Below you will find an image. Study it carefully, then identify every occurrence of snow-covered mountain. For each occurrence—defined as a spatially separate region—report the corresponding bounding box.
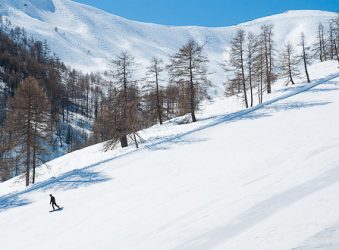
[0,0,336,88]
[0,60,339,250]
[1,2,339,249]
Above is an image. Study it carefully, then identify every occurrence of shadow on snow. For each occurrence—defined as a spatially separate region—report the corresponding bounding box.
[0,168,111,212]
[175,164,339,250]
[1,73,338,212]
[147,100,331,151]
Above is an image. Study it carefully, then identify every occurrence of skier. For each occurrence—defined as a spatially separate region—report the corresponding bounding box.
[50,194,61,210]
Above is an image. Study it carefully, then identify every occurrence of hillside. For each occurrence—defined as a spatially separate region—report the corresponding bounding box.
[0,60,339,249]
[1,1,339,249]
[0,0,336,89]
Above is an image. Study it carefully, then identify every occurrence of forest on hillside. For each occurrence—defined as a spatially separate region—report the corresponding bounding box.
[0,13,338,186]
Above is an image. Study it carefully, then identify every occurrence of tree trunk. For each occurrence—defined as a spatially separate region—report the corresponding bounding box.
[32,138,36,184]
[264,39,271,94]
[155,68,162,125]
[25,134,30,187]
[25,95,31,187]
[319,28,324,62]
[288,61,295,85]
[240,49,248,108]
[334,39,339,65]
[248,62,253,107]
[330,25,334,60]
[302,39,311,83]
[303,56,310,83]
[120,136,128,148]
[133,133,139,149]
[189,57,196,122]
[121,58,129,148]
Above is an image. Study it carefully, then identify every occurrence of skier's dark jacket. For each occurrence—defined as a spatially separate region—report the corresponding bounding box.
[50,196,56,204]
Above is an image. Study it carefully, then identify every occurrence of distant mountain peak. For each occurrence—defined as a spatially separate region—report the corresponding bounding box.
[0,0,55,20]
[0,0,336,87]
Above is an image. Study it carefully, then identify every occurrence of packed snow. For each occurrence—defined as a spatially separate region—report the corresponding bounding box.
[0,60,339,249]
[1,0,339,249]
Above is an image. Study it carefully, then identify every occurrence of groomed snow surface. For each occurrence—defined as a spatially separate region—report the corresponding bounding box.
[0,61,339,250]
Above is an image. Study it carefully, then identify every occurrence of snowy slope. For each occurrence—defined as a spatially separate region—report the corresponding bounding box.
[0,0,336,90]
[0,61,339,250]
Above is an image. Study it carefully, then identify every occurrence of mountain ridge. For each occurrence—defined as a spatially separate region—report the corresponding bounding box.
[0,0,336,88]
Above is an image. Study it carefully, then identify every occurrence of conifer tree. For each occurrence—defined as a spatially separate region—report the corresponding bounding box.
[280,43,300,85]
[260,24,275,94]
[229,29,248,108]
[7,77,51,186]
[104,52,140,149]
[299,33,311,83]
[144,58,165,125]
[168,40,209,122]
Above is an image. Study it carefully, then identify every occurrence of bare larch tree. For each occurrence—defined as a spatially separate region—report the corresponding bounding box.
[229,29,249,108]
[144,57,165,125]
[168,39,209,122]
[280,43,300,85]
[260,24,275,94]
[6,77,51,186]
[105,52,140,149]
[299,33,311,83]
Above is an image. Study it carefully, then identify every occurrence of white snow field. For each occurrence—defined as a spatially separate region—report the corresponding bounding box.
[0,60,339,250]
[0,0,336,91]
[1,0,339,249]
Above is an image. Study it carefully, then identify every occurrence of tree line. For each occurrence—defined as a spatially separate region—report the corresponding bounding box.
[225,15,339,107]
[0,18,106,185]
[93,15,339,150]
[0,14,338,186]
[92,40,211,150]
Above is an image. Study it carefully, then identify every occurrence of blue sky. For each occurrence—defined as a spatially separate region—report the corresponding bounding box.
[74,0,338,27]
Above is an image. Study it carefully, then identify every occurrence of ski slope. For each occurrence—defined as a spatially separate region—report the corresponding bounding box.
[0,61,339,250]
[0,0,336,92]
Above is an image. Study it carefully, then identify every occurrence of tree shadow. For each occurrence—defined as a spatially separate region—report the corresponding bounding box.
[147,100,331,152]
[175,164,339,250]
[0,195,31,211]
[278,85,309,93]
[278,82,339,94]
[148,137,209,151]
[0,168,111,212]
[293,223,339,249]
[215,101,331,125]
[262,101,332,113]
[308,87,339,93]
[41,168,111,191]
